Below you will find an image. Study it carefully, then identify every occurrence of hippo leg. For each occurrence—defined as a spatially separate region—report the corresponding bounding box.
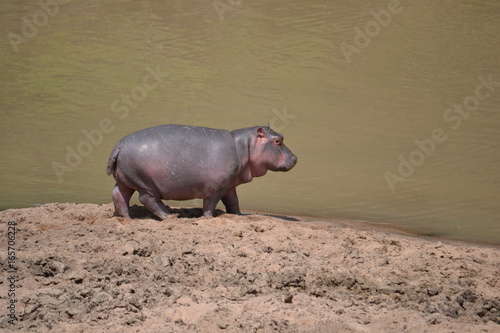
[202,195,219,218]
[203,187,231,218]
[112,183,135,218]
[138,190,170,220]
[221,187,241,215]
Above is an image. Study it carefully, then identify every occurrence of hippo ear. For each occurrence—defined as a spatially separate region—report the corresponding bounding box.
[257,127,267,138]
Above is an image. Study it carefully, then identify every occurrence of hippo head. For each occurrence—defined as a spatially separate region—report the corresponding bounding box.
[250,127,297,176]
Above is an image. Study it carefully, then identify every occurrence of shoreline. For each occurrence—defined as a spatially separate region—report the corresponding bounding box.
[2,201,498,247]
[254,210,500,249]
[0,202,499,332]
[3,203,499,247]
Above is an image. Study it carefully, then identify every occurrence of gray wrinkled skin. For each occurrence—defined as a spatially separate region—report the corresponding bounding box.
[107,124,297,219]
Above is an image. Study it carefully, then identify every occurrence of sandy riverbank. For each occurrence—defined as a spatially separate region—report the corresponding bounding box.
[0,203,498,332]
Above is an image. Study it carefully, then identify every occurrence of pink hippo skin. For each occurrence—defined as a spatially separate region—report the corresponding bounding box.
[106,125,297,219]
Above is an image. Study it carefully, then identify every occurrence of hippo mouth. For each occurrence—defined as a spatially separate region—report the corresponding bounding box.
[273,158,297,172]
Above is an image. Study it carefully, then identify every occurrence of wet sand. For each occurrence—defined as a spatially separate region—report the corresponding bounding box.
[0,203,498,332]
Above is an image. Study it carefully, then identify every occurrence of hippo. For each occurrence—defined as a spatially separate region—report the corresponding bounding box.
[106,124,297,219]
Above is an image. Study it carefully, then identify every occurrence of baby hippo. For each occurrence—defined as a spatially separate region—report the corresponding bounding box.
[107,124,297,218]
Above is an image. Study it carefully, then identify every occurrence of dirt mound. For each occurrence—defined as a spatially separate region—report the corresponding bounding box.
[0,203,498,332]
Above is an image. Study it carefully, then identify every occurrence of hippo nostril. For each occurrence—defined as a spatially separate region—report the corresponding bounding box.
[287,155,297,169]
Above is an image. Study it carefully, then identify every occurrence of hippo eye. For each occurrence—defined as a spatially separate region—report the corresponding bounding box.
[273,138,282,146]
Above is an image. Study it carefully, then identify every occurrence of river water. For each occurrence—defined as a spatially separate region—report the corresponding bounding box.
[1,0,499,243]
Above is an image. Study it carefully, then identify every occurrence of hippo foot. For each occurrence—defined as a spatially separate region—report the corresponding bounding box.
[112,212,131,219]
[203,210,215,218]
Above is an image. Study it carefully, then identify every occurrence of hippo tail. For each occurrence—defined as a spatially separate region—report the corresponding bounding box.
[106,146,120,176]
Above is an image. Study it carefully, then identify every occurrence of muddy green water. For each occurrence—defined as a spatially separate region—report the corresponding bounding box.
[1,0,499,243]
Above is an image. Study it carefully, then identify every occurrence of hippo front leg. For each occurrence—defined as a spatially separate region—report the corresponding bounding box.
[221,187,241,215]
[202,195,220,218]
[202,187,233,217]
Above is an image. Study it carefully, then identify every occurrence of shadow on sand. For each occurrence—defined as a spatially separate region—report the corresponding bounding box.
[126,204,299,222]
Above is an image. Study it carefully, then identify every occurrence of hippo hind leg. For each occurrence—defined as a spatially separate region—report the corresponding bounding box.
[138,190,170,220]
[112,182,135,218]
